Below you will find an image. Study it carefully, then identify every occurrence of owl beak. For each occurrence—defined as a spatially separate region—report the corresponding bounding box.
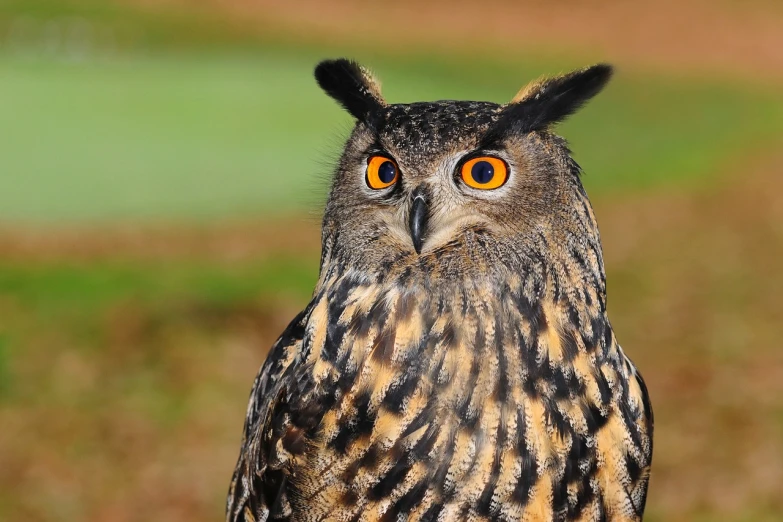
[409,187,429,254]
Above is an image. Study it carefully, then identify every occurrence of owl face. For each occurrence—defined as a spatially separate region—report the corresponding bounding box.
[315,60,612,275]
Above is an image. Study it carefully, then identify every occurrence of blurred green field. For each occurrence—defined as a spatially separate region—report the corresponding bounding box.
[1,51,781,222]
[2,0,782,223]
[2,1,783,522]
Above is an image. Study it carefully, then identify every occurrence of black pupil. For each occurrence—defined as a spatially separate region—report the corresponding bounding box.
[471,161,494,184]
[378,161,396,184]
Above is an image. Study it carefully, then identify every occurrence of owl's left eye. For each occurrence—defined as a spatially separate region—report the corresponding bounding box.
[366,155,399,190]
[460,156,508,190]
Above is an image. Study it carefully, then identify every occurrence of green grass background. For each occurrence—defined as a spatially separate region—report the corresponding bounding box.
[0,2,781,223]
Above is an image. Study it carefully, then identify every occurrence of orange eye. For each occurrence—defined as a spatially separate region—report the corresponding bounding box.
[460,156,508,190]
[366,155,399,190]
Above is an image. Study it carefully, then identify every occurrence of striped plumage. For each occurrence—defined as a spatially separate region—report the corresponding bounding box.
[227,59,653,521]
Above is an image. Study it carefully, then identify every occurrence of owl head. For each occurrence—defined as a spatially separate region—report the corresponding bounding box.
[315,59,612,284]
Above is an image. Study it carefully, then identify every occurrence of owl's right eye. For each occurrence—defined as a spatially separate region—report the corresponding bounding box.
[460,156,508,190]
[366,155,399,190]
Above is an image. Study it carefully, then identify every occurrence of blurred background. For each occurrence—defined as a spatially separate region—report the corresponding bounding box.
[1,1,782,520]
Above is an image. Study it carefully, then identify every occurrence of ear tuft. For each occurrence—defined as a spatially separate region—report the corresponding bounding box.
[489,64,613,139]
[314,58,386,125]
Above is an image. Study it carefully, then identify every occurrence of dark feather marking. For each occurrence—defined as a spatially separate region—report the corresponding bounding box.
[512,409,537,505]
[460,287,470,316]
[371,325,397,364]
[269,475,291,519]
[326,321,348,363]
[635,370,655,429]
[420,502,445,522]
[564,434,589,483]
[584,403,609,434]
[461,403,481,432]
[477,404,507,516]
[524,343,552,400]
[281,426,306,455]
[399,326,433,370]
[561,327,580,362]
[584,315,606,352]
[397,265,413,285]
[456,356,483,429]
[431,428,457,496]
[552,368,573,400]
[431,346,449,388]
[546,398,571,439]
[594,370,612,406]
[414,420,442,457]
[368,458,410,501]
[330,390,375,455]
[619,397,644,451]
[571,246,588,272]
[383,369,420,414]
[336,361,358,394]
[340,488,359,507]
[323,278,355,362]
[568,463,595,518]
[367,298,389,328]
[569,370,585,396]
[493,314,510,403]
[636,466,651,517]
[397,290,417,323]
[509,281,536,321]
[441,320,457,350]
[385,479,429,519]
[534,299,548,336]
[348,306,373,340]
[626,451,643,484]
[522,370,540,399]
[552,471,569,516]
[359,443,381,471]
[342,459,362,484]
[602,324,614,358]
[473,314,487,352]
[567,304,581,329]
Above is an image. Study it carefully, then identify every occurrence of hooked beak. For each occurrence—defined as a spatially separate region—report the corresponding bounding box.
[408,186,430,254]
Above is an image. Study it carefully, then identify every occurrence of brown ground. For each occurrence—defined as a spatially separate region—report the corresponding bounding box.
[145,0,783,84]
[0,217,321,264]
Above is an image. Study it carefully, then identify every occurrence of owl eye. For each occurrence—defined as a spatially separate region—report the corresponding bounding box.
[460,157,508,190]
[366,155,400,190]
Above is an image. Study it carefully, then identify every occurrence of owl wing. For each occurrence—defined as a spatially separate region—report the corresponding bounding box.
[226,304,317,522]
[626,360,654,516]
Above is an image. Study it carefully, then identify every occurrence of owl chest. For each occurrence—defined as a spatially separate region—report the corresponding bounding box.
[292,287,614,519]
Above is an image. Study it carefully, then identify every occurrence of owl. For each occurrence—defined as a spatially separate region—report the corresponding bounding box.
[226,59,653,522]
